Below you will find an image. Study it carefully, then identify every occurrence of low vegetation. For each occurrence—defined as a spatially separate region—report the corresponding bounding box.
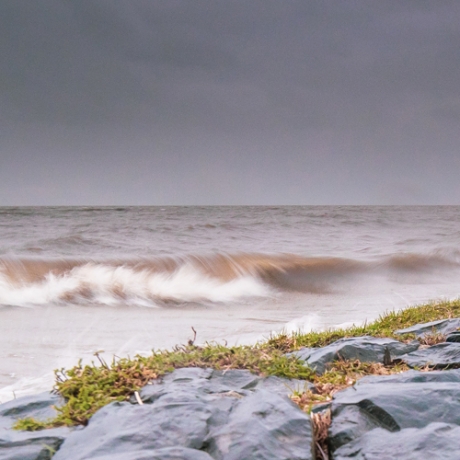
[13,298,460,431]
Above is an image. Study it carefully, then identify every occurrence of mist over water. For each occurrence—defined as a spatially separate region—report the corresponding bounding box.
[1,206,460,401]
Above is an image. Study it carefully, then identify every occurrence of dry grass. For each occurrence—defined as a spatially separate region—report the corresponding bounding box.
[418,331,447,346]
[311,410,331,460]
[291,359,410,413]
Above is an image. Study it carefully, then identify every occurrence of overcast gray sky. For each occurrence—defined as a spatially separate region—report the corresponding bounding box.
[1,0,460,205]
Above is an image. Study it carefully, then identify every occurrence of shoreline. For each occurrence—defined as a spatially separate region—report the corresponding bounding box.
[3,299,460,458]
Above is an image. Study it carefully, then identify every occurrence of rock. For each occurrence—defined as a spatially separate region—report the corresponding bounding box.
[0,392,70,460]
[136,367,312,404]
[288,337,419,374]
[353,367,460,384]
[333,422,460,460]
[206,390,313,460]
[0,428,70,460]
[401,342,460,369]
[394,318,460,337]
[84,447,215,460]
[53,368,314,460]
[0,392,63,429]
[328,368,460,454]
[52,398,219,459]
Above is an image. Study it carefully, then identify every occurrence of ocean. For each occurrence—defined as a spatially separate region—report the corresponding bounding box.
[1,205,460,402]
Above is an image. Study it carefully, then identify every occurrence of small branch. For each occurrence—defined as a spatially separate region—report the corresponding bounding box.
[316,442,328,460]
[134,391,143,405]
[188,327,197,346]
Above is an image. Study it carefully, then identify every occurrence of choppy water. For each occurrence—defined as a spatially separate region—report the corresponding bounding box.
[1,206,460,401]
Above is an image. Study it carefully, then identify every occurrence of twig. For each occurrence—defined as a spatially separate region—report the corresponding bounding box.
[316,442,328,460]
[188,327,197,346]
[134,391,143,405]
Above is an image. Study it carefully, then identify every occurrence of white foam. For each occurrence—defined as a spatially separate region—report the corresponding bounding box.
[282,314,321,335]
[0,263,271,307]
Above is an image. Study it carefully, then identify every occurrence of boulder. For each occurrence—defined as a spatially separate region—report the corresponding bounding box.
[52,397,220,459]
[0,392,70,460]
[353,367,460,384]
[394,318,460,337]
[288,337,419,374]
[401,342,460,369]
[0,428,70,460]
[206,390,313,460]
[0,392,63,429]
[84,447,215,460]
[333,422,460,460]
[53,368,314,460]
[328,369,460,455]
[136,367,312,403]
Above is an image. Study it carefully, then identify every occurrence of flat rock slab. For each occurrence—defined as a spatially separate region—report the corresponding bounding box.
[288,337,419,374]
[52,368,314,460]
[401,342,460,369]
[328,368,460,455]
[395,318,460,337]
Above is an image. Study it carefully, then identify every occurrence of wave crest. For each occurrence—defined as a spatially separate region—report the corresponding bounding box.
[0,251,458,307]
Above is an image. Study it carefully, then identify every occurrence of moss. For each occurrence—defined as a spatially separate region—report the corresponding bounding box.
[51,345,314,427]
[12,417,52,431]
[14,298,460,430]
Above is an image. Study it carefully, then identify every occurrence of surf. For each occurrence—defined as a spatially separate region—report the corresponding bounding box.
[0,251,458,308]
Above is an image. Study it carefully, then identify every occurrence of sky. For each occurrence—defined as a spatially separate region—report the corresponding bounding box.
[1,0,460,205]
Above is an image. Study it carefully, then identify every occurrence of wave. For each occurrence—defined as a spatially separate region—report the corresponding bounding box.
[0,252,458,307]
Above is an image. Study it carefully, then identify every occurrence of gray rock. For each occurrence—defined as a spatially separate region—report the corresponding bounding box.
[54,368,313,460]
[0,427,70,460]
[401,342,460,369]
[289,337,419,374]
[333,422,460,460]
[0,392,70,460]
[328,369,460,453]
[355,367,460,384]
[0,392,63,428]
[395,318,460,337]
[137,367,308,403]
[53,398,217,459]
[206,390,313,460]
[84,447,214,460]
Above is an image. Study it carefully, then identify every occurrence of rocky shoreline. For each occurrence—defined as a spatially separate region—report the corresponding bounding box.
[2,317,460,459]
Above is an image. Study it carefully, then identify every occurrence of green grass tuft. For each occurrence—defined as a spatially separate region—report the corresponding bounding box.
[12,417,52,431]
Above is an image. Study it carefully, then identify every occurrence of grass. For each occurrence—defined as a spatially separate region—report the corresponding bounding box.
[13,298,460,431]
[266,297,460,351]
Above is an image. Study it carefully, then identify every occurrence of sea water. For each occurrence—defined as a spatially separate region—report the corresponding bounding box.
[1,206,460,401]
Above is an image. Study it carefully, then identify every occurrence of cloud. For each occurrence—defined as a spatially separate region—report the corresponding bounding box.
[1,1,460,204]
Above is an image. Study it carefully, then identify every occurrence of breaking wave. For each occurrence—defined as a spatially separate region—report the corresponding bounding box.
[0,252,458,308]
